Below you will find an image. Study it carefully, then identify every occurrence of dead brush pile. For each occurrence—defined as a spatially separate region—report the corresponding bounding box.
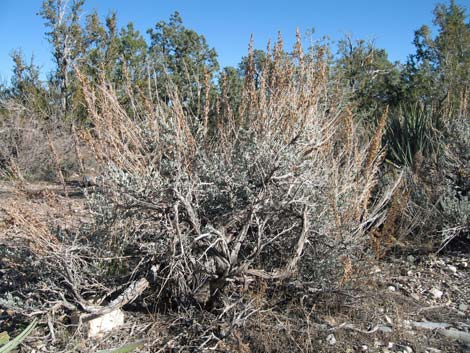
[0,98,92,182]
[1,36,400,351]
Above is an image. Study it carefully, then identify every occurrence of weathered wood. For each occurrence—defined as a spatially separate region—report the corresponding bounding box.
[81,278,149,322]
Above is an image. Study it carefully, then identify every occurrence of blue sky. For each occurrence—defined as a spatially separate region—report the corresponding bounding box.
[1,0,469,83]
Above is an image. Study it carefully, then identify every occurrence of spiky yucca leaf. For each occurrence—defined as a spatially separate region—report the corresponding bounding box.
[0,318,37,353]
[0,333,9,346]
[386,103,438,167]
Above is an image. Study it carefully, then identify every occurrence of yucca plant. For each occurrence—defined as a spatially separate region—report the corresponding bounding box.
[385,103,439,167]
[0,318,37,353]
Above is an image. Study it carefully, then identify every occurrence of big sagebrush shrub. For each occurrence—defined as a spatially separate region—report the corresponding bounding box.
[77,37,399,310]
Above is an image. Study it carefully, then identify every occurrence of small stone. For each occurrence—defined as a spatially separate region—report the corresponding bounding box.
[407,255,415,263]
[87,309,125,338]
[448,265,457,273]
[370,266,381,274]
[412,321,451,330]
[404,346,413,353]
[374,340,384,348]
[326,333,336,345]
[429,288,443,299]
[388,342,395,349]
[459,303,469,312]
[378,325,393,333]
[402,320,412,330]
[388,285,396,292]
[361,345,368,351]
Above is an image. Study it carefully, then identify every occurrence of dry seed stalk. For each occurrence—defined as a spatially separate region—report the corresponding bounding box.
[364,106,388,177]
[339,255,353,286]
[369,181,409,258]
[71,123,85,174]
[360,106,389,218]
[47,132,65,186]
[202,68,211,137]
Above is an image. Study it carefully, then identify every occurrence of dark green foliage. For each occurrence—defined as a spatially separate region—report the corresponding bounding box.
[218,66,243,114]
[39,0,86,117]
[6,51,50,115]
[385,104,439,167]
[147,12,219,115]
[335,36,403,117]
[117,22,147,83]
[239,48,269,86]
[404,0,470,115]
[10,51,41,97]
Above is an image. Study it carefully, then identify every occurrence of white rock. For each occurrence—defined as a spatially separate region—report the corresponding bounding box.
[402,320,413,330]
[87,309,125,338]
[459,303,469,312]
[426,348,442,353]
[326,334,336,345]
[438,328,470,343]
[378,325,393,333]
[361,345,368,351]
[411,321,451,330]
[448,265,457,273]
[429,288,443,299]
[388,286,396,292]
[404,346,413,353]
[387,342,395,349]
[370,266,381,274]
[374,340,384,348]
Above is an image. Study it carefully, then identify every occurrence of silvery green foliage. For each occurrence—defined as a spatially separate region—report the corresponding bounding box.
[441,182,469,226]
[406,110,469,247]
[439,113,470,242]
[0,293,25,312]
[84,111,375,309]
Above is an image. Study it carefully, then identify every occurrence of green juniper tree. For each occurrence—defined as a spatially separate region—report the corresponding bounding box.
[10,51,42,99]
[39,0,87,118]
[405,0,470,116]
[83,12,122,83]
[8,50,49,115]
[147,12,219,116]
[335,35,402,119]
[117,22,147,85]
